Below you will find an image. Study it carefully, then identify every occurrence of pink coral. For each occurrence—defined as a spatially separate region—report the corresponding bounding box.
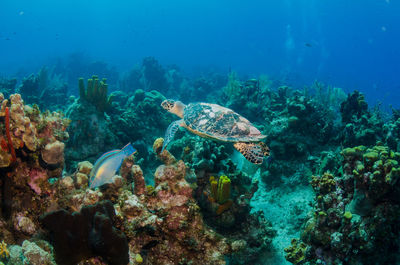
[14,213,36,235]
[28,167,48,194]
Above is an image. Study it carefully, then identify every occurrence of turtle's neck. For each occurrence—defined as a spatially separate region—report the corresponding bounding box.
[172,101,186,118]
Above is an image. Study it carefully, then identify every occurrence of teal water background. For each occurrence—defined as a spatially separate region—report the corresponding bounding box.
[0,0,399,106]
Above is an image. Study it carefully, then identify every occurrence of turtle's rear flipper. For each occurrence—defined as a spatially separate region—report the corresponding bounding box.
[162,119,183,152]
[234,142,270,164]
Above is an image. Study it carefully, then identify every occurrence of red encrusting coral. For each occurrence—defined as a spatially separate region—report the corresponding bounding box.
[5,107,16,163]
[0,137,8,151]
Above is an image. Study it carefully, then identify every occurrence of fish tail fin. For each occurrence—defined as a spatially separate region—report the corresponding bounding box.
[122,143,137,156]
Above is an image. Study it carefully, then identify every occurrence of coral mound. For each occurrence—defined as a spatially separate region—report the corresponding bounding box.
[40,200,129,265]
[121,145,230,264]
[285,144,400,265]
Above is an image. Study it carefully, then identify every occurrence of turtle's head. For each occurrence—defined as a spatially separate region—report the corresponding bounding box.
[161,99,185,118]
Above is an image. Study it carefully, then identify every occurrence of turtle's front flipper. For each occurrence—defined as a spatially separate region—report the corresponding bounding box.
[162,119,183,152]
[234,142,270,164]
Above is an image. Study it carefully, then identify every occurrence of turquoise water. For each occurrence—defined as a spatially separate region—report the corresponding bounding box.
[1,0,399,106]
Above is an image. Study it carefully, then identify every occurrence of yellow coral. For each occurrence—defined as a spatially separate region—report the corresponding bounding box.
[209,175,231,204]
[0,240,9,259]
[209,176,218,202]
[284,239,307,264]
[135,253,143,263]
[217,175,231,204]
[341,146,365,159]
[153,138,164,154]
[146,185,156,196]
[216,200,233,215]
[152,138,176,165]
[310,172,336,194]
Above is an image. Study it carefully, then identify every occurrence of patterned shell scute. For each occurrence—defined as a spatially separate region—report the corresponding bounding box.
[183,103,265,142]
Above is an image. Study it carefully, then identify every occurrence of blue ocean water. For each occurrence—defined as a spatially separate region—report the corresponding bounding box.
[1,0,399,107]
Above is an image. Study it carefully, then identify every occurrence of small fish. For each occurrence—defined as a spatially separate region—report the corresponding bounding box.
[89,143,136,188]
[305,42,312,47]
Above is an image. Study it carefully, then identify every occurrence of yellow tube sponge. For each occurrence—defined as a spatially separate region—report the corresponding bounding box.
[209,176,218,202]
[217,175,231,204]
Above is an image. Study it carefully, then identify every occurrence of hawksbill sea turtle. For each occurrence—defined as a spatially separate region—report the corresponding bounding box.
[161,99,270,164]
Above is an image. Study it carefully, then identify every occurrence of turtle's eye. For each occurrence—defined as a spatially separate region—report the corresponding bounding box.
[161,100,175,110]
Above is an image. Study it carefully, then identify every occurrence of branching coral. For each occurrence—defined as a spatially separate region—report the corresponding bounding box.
[0,240,10,259]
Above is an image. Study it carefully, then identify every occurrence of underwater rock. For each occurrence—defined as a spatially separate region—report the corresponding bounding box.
[8,245,24,265]
[72,161,93,189]
[69,189,103,212]
[340,90,368,124]
[65,93,121,170]
[109,90,170,149]
[77,160,93,175]
[40,200,129,265]
[13,214,37,236]
[21,240,56,265]
[41,140,65,166]
[339,91,384,147]
[59,176,75,191]
[131,165,145,196]
[153,137,176,165]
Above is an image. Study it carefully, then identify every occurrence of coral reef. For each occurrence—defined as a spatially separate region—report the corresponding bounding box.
[110,89,170,146]
[17,67,68,111]
[191,156,276,264]
[0,77,17,99]
[65,77,121,170]
[106,89,171,172]
[6,240,55,265]
[3,58,400,265]
[285,144,400,265]
[0,93,70,263]
[119,145,231,264]
[168,135,231,175]
[0,93,69,172]
[339,91,384,147]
